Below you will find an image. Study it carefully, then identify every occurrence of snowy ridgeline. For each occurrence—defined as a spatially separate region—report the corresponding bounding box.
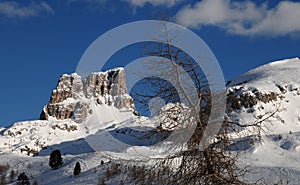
[1,58,300,184]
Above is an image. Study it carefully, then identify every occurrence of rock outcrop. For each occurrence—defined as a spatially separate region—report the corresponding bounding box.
[227,86,281,111]
[40,68,135,123]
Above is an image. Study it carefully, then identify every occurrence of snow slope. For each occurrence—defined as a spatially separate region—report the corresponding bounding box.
[227,58,300,183]
[0,104,138,155]
[229,57,300,93]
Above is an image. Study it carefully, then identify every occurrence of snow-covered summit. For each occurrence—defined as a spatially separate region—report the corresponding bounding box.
[228,57,300,93]
[226,57,300,180]
[227,57,300,130]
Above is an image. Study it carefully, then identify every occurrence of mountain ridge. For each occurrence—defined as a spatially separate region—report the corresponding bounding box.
[0,57,300,184]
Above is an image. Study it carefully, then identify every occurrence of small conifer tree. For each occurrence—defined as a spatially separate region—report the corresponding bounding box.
[16,172,30,185]
[73,162,81,176]
[49,150,63,169]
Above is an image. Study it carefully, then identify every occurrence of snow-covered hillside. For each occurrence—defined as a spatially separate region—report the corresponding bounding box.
[227,57,300,183]
[0,67,190,184]
[1,58,300,184]
[228,57,300,133]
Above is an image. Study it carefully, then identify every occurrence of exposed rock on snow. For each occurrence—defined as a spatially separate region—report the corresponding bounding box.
[227,58,300,111]
[226,57,300,139]
[40,68,135,123]
[227,86,281,110]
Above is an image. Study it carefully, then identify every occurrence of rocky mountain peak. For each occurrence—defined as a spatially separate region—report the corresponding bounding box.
[40,68,135,123]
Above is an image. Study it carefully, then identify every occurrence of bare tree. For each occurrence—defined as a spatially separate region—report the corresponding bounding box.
[124,17,282,185]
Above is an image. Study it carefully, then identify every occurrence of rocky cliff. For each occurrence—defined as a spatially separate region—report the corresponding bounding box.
[40,68,135,123]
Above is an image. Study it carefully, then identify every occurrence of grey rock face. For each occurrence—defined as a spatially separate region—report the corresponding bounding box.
[40,68,135,123]
[227,86,281,111]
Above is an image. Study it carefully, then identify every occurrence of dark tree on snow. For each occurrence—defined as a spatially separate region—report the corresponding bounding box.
[73,162,81,176]
[9,169,15,183]
[17,172,30,185]
[49,150,63,169]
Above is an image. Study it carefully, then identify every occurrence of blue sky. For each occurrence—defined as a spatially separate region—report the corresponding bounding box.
[0,0,299,126]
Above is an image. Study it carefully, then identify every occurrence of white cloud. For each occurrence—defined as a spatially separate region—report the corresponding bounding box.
[125,0,182,7]
[175,0,300,36]
[0,1,54,19]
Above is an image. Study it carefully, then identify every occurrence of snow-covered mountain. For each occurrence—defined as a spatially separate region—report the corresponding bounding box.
[226,57,300,183]
[0,68,139,157]
[1,58,300,184]
[227,57,300,132]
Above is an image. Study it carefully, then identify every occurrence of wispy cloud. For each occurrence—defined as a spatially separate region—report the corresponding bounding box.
[67,0,107,4]
[125,0,182,7]
[68,0,182,8]
[0,1,54,19]
[175,0,300,36]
